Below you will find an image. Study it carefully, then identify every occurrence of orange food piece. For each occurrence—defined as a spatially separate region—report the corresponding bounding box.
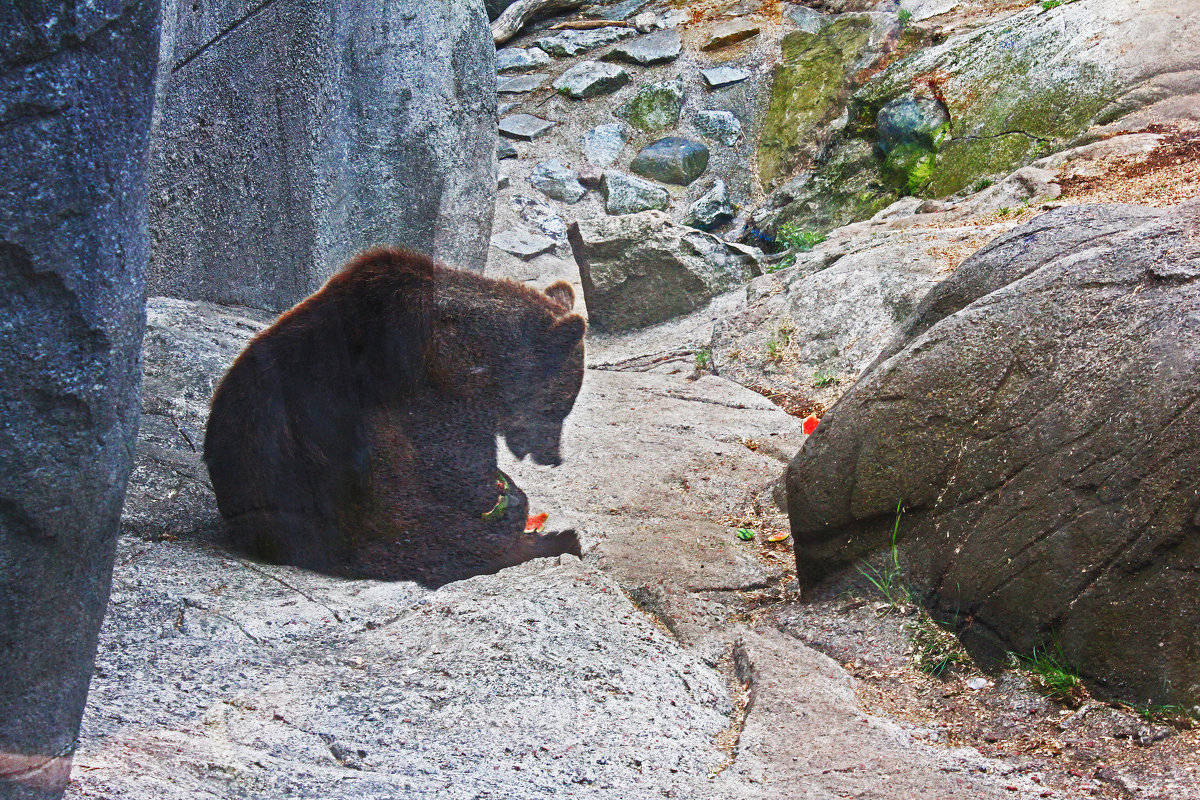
[525,512,549,533]
[802,414,820,435]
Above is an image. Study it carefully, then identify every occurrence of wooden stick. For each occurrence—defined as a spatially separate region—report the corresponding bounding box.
[492,0,588,45]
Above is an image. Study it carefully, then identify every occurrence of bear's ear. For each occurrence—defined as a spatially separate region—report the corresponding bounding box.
[544,281,575,312]
[542,313,586,365]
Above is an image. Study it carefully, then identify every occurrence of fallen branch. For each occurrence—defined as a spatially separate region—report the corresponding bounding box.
[492,0,587,45]
[549,20,632,30]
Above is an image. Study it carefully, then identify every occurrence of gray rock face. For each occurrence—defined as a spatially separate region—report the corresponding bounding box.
[600,170,671,215]
[684,179,735,230]
[497,73,549,93]
[695,110,744,146]
[500,113,556,140]
[786,201,1200,707]
[569,212,763,330]
[602,29,683,65]
[581,123,628,167]
[553,60,630,99]
[701,19,761,50]
[495,46,551,73]
[630,137,710,185]
[490,228,558,259]
[617,79,685,132]
[529,160,587,203]
[149,0,497,312]
[0,3,160,798]
[535,26,637,57]
[701,66,750,88]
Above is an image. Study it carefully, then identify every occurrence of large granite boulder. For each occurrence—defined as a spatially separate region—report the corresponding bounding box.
[0,3,160,798]
[148,0,497,312]
[786,201,1200,706]
[569,212,763,331]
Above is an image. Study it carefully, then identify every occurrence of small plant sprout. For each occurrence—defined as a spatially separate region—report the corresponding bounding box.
[1016,641,1085,705]
[970,177,994,193]
[812,369,837,389]
[695,346,712,372]
[857,501,912,612]
[898,7,913,26]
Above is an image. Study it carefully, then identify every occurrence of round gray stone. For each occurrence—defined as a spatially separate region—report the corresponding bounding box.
[629,137,710,186]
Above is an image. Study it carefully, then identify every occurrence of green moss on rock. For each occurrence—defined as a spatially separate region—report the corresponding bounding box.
[757,16,875,190]
[618,80,684,133]
[773,139,900,234]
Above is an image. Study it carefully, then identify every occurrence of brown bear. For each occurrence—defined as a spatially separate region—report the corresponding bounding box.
[202,247,586,586]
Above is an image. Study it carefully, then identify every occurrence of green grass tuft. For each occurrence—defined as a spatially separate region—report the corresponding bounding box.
[857,501,912,612]
[1015,642,1085,704]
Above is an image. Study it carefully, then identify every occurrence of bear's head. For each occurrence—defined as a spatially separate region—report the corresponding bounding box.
[426,275,586,467]
[501,281,586,466]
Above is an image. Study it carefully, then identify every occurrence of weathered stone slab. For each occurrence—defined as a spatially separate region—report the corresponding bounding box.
[600,170,670,215]
[581,123,628,167]
[497,73,549,93]
[602,29,683,65]
[491,228,557,259]
[553,60,630,99]
[495,46,551,73]
[529,160,587,203]
[701,66,750,88]
[500,113,556,140]
[569,212,763,330]
[787,202,1200,707]
[701,20,761,50]
[535,26,637,57]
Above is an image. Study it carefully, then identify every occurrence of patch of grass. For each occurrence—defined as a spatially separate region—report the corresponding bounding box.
[764,323,794,365]
[970,177,994,193]
[897,7,913,26]
[1016,642,1086,705]
[909,613,970,676]
[1132,703,1198,728]
[765,336,782,364]
[812,369,837,389]
[777,222,828,253]
[857,501,912,613]
[695,347,712,372]
[997,206,1014,216]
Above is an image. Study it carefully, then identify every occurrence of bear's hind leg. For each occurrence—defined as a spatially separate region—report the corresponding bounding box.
[224,510,346,573]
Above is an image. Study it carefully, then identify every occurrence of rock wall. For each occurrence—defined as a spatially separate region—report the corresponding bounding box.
[786,201,1200,707]
[0,3,161,798]
[149,0,497,312]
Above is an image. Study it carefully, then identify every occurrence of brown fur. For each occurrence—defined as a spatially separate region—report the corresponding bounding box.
[203,247,586,586]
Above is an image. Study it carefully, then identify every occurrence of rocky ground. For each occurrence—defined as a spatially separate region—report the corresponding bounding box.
[66,0,1200,797]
